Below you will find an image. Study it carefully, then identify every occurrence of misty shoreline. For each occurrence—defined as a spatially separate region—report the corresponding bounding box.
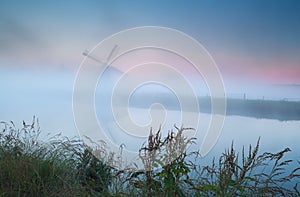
[129,95,300,121]
[201,97,300,121]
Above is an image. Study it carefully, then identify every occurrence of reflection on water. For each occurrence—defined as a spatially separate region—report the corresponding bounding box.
[97,107,300,162]
[203,115,300,161]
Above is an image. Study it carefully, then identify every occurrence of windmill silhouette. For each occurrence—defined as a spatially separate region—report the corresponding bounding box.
[82,44,123,80]
[82,45,119,65]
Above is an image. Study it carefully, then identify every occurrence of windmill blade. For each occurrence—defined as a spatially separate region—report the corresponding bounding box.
[82,50,89,57]
[82,50,106,65]
[106,44,119,62]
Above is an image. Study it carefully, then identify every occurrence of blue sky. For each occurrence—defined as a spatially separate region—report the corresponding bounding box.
[1,0,300,83]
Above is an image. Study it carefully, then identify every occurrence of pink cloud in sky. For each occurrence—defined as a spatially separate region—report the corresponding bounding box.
[214,51,300,84]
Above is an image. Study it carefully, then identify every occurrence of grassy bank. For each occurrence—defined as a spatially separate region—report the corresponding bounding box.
[0,119,299,196]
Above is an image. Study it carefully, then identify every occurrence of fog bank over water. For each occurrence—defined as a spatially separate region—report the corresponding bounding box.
[0,69,75,137]
[1,68,300,125]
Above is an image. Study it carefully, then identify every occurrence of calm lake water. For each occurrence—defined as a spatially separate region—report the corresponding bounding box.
[97,107,300,161]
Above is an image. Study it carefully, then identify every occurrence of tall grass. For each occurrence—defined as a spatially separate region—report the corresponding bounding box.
[192,140,300,196]
[0,117,113,196]
[0,118,299,196]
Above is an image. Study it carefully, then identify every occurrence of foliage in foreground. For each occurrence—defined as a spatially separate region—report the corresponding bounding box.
[0,118,112,196]
[0,118,299,196]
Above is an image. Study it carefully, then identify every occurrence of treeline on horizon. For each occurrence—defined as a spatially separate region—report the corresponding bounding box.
[200,97,300,121]
[0,118,299,196]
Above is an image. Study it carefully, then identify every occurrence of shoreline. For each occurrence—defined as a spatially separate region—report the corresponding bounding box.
[129,94,300,121]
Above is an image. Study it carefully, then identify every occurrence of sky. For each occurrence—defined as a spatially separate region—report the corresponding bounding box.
[1,0,300,84]
[1,0,300,130]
